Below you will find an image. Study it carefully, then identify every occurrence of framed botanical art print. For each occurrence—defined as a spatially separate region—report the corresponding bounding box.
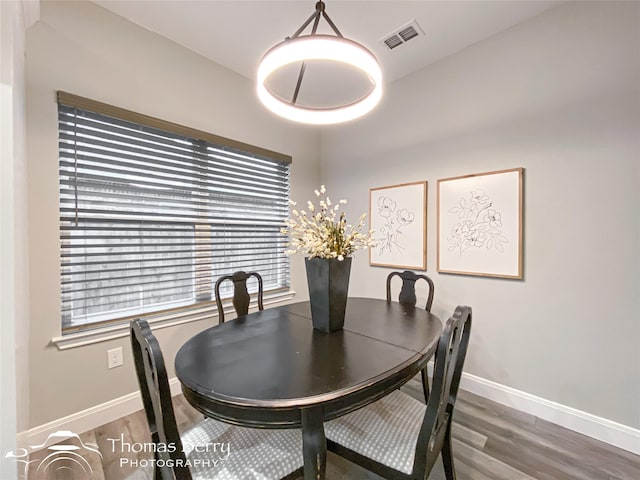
[369,181,427,270]
[437,168,523,279]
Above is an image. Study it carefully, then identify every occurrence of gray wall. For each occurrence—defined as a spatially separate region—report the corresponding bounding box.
[25,0,320,428]
[321,1,640,428]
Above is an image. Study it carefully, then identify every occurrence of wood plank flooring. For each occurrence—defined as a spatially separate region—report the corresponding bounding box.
[25,381,639,479]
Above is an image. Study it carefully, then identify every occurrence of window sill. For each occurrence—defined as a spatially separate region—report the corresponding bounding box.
[50,289,297,350]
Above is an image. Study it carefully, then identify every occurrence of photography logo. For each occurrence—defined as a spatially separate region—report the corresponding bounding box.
[3,430,102,480]
[5,430,231,478]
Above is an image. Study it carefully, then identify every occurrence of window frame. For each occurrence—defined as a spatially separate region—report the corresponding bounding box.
[56,92,292,337]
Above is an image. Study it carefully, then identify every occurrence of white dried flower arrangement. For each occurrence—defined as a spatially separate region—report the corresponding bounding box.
[281,185,376,260]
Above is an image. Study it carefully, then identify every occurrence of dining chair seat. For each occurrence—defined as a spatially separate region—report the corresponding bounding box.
[325,389,425,475]
[325,306,472,480]
[181,418,303,480]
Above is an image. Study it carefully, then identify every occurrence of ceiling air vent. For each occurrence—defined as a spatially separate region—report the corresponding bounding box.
[380,20,424,51]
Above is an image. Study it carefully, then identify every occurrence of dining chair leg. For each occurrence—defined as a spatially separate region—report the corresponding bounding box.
[154,450,166,480]
[421,368,430,403]
[441,419,456,480]
[302,407,326,480]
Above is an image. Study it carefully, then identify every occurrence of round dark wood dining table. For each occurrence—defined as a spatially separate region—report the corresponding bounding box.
[175,297,442,480]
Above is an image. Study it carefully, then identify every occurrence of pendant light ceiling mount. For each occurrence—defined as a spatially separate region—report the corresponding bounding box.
[257,1,383,125]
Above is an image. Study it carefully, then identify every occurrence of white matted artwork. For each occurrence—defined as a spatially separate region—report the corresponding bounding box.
[369,181,427,270]
[438,168,523,279]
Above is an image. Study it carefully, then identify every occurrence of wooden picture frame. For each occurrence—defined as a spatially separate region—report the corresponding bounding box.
[369,181,427,270]
[437,168,523,279]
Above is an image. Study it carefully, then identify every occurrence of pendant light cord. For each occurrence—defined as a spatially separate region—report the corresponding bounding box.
[291,1,344,105]
[291,2,344,39]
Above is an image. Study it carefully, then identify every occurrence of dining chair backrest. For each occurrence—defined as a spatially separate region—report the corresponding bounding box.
[214,271,264,323]
[387,270,436,403]
[386,270,435,312]
[412,305,472,476]
[130,318,192,480]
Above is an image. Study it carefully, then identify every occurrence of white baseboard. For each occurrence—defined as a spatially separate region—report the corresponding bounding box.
[16,379,182,450]
[454,368,640,455]
[19,371,640,456]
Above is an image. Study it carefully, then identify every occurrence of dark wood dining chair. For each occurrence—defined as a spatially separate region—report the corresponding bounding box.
[130,318,303,480]
[214,270,264,324]
[386,270,435,312]
[387,270,435,402]
[325,305,471,480]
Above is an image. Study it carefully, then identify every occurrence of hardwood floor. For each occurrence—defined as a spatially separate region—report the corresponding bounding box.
[26,381,639,480]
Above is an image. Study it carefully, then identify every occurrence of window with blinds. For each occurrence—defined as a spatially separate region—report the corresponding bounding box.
[58,92,291,333]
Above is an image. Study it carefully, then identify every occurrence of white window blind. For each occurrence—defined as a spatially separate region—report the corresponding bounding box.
[58,93,290,333]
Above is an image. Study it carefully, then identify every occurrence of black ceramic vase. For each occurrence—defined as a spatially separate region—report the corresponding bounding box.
[305,256,352,333]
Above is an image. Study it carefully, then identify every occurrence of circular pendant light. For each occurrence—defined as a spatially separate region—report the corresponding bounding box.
[257,1,383,125]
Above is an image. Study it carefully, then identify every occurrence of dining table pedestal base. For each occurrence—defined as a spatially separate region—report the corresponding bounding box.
[302,407,326,480]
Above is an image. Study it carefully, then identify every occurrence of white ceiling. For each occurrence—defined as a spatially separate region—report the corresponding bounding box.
[94,0,560,108]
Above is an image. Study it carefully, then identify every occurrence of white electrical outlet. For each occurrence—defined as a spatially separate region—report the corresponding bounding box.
[107,347,123,369]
